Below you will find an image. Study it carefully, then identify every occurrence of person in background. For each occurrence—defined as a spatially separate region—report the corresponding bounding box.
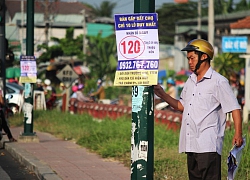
[166,78,176,99]
[70,85,78,99]
[76,84,93,102]
[0,87,17,142]
[90,79,105,101]
[237,68,245,110]
[154,39,243,180]
[54,83,67,98]
[35,78,44,91]
[43,79,57,109]
[43,79,56,99]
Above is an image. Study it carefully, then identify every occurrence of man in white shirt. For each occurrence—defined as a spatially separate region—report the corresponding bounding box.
[154,39,243,180]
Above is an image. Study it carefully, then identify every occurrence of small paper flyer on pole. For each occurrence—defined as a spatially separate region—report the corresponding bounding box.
[113,13,159,86]
[19,55,37,83]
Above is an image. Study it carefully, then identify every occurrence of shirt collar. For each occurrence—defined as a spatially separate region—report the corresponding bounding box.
[190,67,213,82]
[204,67,213,79]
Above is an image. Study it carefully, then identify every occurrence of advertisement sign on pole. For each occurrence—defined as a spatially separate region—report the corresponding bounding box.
[113,13,159,86]
[19,55,37,83]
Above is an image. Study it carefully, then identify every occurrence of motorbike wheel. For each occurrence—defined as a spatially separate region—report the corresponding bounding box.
[9,105,19,114]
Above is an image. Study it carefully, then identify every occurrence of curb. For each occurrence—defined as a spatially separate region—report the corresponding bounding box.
[0,138,62,180]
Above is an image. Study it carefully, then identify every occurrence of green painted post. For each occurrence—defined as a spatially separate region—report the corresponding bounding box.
[22,0,35,136]
[131,0,155,179]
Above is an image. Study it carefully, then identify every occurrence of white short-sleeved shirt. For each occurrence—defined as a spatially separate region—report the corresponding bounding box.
[179,67,240,155]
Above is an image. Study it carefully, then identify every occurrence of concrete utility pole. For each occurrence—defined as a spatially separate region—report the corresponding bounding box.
[239,55,250,123]
[208,0,214,47]
[197,0,201,39]
[81,9,87,56]
[44,0,50,46]
[131,1,155,179]
[21,0,25,54]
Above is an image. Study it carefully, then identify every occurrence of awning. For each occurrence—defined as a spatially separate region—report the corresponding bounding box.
[73,66,90,75]
[6,67,20,79]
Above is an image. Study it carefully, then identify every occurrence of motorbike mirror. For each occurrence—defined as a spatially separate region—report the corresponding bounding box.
[7,94,13,100]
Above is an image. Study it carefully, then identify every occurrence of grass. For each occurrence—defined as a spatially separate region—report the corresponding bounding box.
[9,110,249,180]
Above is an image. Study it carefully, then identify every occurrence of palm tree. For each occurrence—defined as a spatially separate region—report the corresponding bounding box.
[235,0,250,11]
[213,53,245,79]
[85,33,117,80]
[92,1,117,17]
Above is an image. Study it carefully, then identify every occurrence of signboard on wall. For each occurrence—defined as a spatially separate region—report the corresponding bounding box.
[222,36,248,53]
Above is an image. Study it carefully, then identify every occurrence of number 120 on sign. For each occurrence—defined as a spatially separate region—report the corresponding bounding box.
[119,36,145,59]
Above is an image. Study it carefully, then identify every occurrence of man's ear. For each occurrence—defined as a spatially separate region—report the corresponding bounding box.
[201,53,208,60]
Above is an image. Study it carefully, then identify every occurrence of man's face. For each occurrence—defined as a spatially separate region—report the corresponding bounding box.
[186,51,198,72]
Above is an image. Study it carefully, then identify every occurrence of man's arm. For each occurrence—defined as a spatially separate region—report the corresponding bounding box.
[232,109,243,147]
[90,86,104,97]
[154,84,184,111]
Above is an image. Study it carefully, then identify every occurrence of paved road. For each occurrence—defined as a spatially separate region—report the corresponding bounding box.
[0,147,39,180]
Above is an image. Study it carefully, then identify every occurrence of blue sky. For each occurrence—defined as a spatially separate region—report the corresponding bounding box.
[78,0,177,14]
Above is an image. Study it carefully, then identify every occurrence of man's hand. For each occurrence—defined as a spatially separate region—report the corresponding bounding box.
[154,84,165,99]
[233,133,243,147]
[232,109,243,147]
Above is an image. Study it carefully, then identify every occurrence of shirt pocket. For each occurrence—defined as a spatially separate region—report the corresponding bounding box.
[196,92,217,111]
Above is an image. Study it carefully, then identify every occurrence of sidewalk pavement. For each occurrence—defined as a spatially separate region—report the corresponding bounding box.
[0,127,130,180]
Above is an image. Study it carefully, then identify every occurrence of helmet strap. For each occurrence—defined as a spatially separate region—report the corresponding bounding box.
[194,52,208,75]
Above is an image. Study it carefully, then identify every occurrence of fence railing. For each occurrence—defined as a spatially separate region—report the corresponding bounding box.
[69,98,182,131]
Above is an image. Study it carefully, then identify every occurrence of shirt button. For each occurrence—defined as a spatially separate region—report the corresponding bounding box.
[193,94,194,96]
[188,113,189,115]
[187,123,189,125]
[187,133,189,135]
[190,104,191,105]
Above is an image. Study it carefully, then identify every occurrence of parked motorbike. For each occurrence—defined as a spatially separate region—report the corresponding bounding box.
[46,95,58,110]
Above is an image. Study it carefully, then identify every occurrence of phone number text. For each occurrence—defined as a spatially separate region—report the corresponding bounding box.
[117,60,159,70]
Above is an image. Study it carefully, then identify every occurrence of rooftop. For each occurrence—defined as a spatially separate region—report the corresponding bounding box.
[230,16,250,29]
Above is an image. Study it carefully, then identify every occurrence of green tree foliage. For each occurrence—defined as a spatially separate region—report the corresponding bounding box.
[92,1,116,17]
[213,53,245,79]
[235,0,250,11]
[37,27,117,82]
[157,0,250,44]
[59,28,83,57]
[156,2,198,44]
[214,0,234,15]
[37,44,63,63]
[85,33,117,80]
[37,27,83,63]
